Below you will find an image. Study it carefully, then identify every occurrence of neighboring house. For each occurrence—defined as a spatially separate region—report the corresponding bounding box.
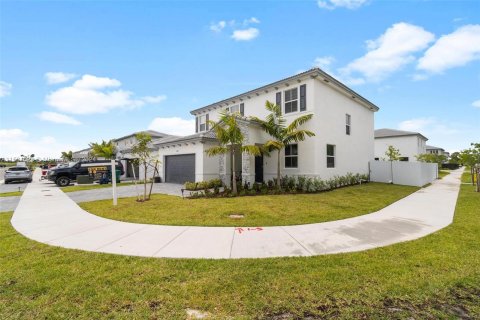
[374,129,428,162]
[426,145,449,158]
[72,130,172,180]
[155,68,379,185]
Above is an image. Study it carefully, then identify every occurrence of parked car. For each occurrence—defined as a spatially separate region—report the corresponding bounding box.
[48,160,124,187]
[4,166,33,184]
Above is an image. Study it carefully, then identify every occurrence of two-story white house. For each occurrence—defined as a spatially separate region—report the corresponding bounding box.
[374,129,428,162]
[154,68,379,185]
[426,145,449,158]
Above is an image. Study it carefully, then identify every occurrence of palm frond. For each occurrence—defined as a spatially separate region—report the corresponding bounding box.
[286,114,314,133]
[241,145,262,156]
[283,130,316,144]
[205,146,229,157]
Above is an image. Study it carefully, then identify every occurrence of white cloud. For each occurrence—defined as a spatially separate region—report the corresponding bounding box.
[0,81,12,97]
[472,100,480,108]
[38,111,82,125]
[148,117,195,136]
[45,74,166,115]
[243,17,260,25]
[72,74,121,89]
[417,24,480,74]
[339,22,435,84]
[141,95,167,104]
[231,28,259,41]
[0,129,78,158]
[210,21,226,33]
[44,72,77,84]
[398,117,435,132]
[313,56,336,70]
[318,0,368,10]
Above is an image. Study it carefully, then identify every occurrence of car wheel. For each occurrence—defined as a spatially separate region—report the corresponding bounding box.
[56,177,70,187]
[4,181,9,184]
[28,179,33,183]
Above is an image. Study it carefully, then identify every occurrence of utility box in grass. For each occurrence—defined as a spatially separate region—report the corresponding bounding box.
[77,175,94,184]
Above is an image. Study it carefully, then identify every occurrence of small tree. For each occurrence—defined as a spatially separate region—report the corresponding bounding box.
[385,145,401,161]
[89,140,117,159]
[131,132,160,201]
[449,152,460,164]
[459,143,480,184]
[250,101,315,188]
[61,151,74,162]
[416,153,447,174]
[206,111,262,195]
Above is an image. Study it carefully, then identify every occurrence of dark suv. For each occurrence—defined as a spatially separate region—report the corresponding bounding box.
[48,160,124,187]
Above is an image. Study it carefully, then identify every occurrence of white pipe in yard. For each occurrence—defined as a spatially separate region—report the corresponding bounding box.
[111,159,117,206]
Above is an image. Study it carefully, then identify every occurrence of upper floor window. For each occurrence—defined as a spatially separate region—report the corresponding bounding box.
[327,144,335,168]
[198,115,207,131]
[346,114,351,135]
[285,144,298,168]
[284,88,298,114]
[225,103,244,116]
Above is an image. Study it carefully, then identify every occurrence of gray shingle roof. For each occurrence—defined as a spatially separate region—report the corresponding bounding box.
[426,145,445,151]
[374,128,428,141]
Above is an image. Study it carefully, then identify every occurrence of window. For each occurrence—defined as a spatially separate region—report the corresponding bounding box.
[326,144,335,168]
[199,115,206,132]
[374,157,379,161]
[284,88,298,114]
[346,114,351,135]
[285,144,298,168]
[228,105,240,113]
[399,157,409,161]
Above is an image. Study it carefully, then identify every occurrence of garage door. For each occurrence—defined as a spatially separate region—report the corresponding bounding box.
[165,154,195,184]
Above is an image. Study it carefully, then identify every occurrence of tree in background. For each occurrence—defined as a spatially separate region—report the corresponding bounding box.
[61,151,74,162]
[416,153,447,173]
[449,152,460,164]
[459,143,480,184]
[89,140,117,159]
[131,132,159,201]
[384,145,401,161]
[250,101,315,188]
[206,111,262,195]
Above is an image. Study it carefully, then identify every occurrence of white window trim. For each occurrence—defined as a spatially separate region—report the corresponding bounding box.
[198,115,207,132]
[284,143,299,169]
[326,144,335,168]
[284,87,299,115]
[346,114,351,135]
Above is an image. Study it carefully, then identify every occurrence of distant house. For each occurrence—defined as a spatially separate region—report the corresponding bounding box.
[374,129,428,162]
[426,145,449,158]
[72,130,172,179]
[154,68,379,184]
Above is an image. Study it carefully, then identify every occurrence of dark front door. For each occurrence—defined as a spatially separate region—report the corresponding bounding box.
[165,154,195,184]
[255,155,263,183]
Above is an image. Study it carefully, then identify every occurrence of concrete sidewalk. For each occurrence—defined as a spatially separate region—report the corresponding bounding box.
[11,169,462,259]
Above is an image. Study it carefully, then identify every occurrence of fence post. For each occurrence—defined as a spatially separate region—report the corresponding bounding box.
[111,160,117,206]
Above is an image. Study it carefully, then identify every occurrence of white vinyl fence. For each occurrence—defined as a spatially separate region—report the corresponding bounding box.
[369,160,438,187]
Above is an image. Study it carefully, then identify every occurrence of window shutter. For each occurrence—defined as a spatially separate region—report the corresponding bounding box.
[276,92,281,107]
[206,114,209,131]
[195,116,199,133]
[300,84,306,111]
[240,103,244,116]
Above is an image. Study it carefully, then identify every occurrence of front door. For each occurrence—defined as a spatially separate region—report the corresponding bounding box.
[255,155,263,183]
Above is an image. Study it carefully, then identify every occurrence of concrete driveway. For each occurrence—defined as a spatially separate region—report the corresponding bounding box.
[1,181,183,212]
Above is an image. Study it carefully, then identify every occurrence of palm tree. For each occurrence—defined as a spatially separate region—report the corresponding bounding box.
[206,111,262,195]
[89,140,117,159]
[61,151,74,162]
[250,101,315,188]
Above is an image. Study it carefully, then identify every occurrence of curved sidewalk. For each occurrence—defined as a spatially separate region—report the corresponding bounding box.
[11,169,462,259]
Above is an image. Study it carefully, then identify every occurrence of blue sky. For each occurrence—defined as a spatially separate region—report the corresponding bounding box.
[0,0,479,158]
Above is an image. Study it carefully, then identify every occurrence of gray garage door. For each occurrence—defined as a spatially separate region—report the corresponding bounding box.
[165,154,195,184]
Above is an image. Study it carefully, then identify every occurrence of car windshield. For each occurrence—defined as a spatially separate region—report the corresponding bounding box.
[8,167,29,171]
[68,162,78,167]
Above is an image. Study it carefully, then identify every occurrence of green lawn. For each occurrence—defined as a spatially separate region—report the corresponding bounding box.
[438,170,450,179]
[1,172,479,319]
[0,191,23,197]
[80,182,418,227]
[61,181,137,193]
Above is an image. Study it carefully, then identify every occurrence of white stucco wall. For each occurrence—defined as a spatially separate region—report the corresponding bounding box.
[193,77,375,182]
[374,135,427,162]
[370,160,437,187]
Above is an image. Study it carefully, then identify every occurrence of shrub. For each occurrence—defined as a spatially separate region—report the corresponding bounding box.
[184,181,196,190]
